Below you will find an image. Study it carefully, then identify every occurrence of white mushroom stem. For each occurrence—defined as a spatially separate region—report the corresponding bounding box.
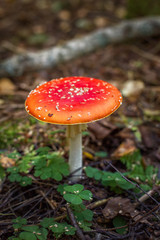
[66,124,87,181]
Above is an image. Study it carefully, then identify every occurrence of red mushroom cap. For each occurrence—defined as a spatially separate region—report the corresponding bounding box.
[25,76,122,124]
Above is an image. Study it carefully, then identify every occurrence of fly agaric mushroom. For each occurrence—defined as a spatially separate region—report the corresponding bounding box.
[25,76,122,181]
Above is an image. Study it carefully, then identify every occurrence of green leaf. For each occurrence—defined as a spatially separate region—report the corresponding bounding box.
[71,204,93,231]
[64,193,82,205]
[145,165,158,182]
[64,184,84,193]
[0,165,5,179]
[95,151,108,158]
[101,172,117,187]
[35,228,48,240]
[20,226,48,240]
[19,155,32,173]
[8,151,21,160]
[40,218,76,236]
[94,171,103,180]
[64,225,76,235]
[77,219,92,231]
[129,165,145,181]
[115,177,135,190]
[40,218,55,228]
[51,171,62,181]
[120,150,142,170]
[50,222,64,233]
[8,173,22,182]
[40,168,52,180]
[36,147,51,155]
[85,166,103,180]
[12,217,27,229]
[57,184,68,195]
[79,190,92,200]
[20,176,32,186]
[81,209,93,221]
[21,226,39,232]
[113,216,127,234]
[19,232,36,240]
[85,166,100,179]
[33,153,69,181]
[7,167,19,173]
[134,183,151,193]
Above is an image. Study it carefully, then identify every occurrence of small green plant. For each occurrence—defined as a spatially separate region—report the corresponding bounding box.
[85,166,134,193]
[58,184,92,204]
[9,184,93,239]
[0,122,21,149]
[33,151,69,181]
[41,218,76,238]
[7,167,32,186]
[10,217,48,240]
[102,171,134,192]
[6,147,70,186]
[120,150,158,188]
[58,184,93,231]
[12,217,27,230]
[120,150,142,169]
[85,150,158,193]
[71,204,93,231]
[10,217,76,239]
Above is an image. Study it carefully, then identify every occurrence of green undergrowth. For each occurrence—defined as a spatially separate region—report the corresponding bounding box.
[5,146,69,186]
[85,150,158,193]
[8,184,93,239]
[0,118,64,150]
[0,118,36,149]
[0,121,25,149]
[0,148,159,239]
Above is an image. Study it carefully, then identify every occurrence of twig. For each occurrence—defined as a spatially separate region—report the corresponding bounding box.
[87,198,110,209]
[132,204,160,226]
[137,189,156,204]
[38,190,56,210]
[1,17,160,77]
[66,204,86,240]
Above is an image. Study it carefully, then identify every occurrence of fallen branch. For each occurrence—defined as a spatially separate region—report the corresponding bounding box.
[1,17,160,77]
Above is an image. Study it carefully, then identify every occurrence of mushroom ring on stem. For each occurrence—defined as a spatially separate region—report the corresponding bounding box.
[25,76,122,181]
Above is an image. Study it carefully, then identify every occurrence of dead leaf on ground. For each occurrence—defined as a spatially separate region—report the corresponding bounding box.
[0,78,16,94]
[102,197,149,224]
[116,128,135,140]
[88,119,117,140]
[139,125,160,149]
[111,139,137,159]
[102,197,135,219]
[0,155,15,168]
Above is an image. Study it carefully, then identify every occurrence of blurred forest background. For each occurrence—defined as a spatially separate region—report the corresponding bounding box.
[0,0,160,240]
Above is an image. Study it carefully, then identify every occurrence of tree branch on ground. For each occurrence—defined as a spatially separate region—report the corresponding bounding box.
[1,17,160,77]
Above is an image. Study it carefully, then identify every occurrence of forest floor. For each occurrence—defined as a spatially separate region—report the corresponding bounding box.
[0,0,160,239]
